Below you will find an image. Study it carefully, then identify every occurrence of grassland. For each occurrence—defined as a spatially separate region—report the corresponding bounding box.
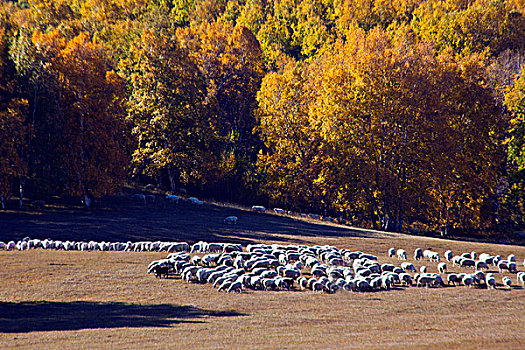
[0,199,524,349]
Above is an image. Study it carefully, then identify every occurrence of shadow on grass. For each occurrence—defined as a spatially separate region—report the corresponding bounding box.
[0,301,246,333]
[0,202,384,245]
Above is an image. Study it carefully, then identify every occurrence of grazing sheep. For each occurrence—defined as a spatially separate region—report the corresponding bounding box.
[227,281,244,293]
[498,260,510,273]
[356,280,371,292]
[508,254,516,262]
[381,264,395,272]
[447,273,460,286]
[218,280,233,292]
[508,262,518,273]
[252,205,266,212]
[414,248,423,260]
[188,197,204,205]
[399,273,412,286]
[6,241,15,251]
[502,276,512,289]
[262,278,277,291]
[460,259,476,269]
[166,195,179,203]
[438,262,447,274]
[298,276,308,290]
[224,216,238,225]
[478,253,492,263]
[462,275,475,288]
[273,208,285,214]
[517,272,525,286]
[388,248,396,258]
[401,262,417,273]
[486,274,497,289]
[452,255,463,266]
[417,276,435,288]
[397,249,407,260]
[444,250,453,262]
[476,261,489,270]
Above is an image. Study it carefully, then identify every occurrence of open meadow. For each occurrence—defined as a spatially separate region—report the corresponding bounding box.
[1,200,524,349]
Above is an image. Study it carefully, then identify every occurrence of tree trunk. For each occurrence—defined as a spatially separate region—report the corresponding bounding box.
[83,193,91,208]
[167,165,178,193]
[19,177,25,209]
[1,195,5,210]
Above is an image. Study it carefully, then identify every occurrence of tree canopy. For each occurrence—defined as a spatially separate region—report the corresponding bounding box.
[1,0,525,235]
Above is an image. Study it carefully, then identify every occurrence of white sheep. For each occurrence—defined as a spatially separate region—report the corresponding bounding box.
[460,259,476,269]
[462,275,475,287]
[498,260,510,273]
[502,276,512,289]
[273,208,285,214]
[397,249,407,260]
[517,272,525,286]
[388,248,396,258]
[508,254,516,262]
[224,216,238,225]
[447,273,460,286]
[486,275,497,289]
[166,195,179,203]
[438,262,447,274]
[420,266,427,273]
[227,281,244,293]
[251,205,266,212]
[188,197,204,205]
[401,262,417,273]
[444,250,453,262]
[414,248,423,260]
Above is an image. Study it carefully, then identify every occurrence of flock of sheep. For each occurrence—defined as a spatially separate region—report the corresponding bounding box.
[0,237,191,252]
[2,236,524,294]
[147,241,525,293]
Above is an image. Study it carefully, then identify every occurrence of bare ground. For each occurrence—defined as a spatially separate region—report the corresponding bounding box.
[0,200,524,349]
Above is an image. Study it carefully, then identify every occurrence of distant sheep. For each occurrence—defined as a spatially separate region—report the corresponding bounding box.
[438,262,447,274]
[397,249,407,260]
[414,248,423,260]
[486,274,497,289]
[252,205,266,212]
[401,262,417,273]
[476,261,489,270]
[224,216,238,225]
[517,272,525,287]
[273,208,285,214]
[444,250,453,262]
[166,195,179,203]
[388,248,396,258]
[188,197,204,205]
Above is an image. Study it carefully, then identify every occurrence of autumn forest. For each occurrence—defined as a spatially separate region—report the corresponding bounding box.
[1,0,525,236]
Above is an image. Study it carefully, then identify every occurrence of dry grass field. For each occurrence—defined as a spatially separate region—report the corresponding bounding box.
[1,200,524,349]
